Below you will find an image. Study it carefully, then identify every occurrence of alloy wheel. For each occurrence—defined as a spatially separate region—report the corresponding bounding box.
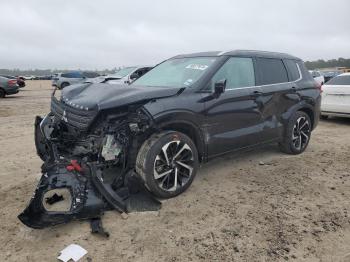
[153,140,194,192]
[292,116,310,151]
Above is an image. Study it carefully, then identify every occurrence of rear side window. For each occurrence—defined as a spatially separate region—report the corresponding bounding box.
[257,58,288,85]
[210,57,255,90]
[83,72,99,78]
[326,75,350,85]
[284,60,300,81]
[61,72,82,78]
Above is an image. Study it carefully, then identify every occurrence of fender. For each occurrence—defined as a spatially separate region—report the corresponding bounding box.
[281,100,317,130]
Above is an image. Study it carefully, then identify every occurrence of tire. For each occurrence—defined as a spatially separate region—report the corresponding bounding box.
[60,82,70,89]
[279,111,312,155]
[136,131,199,198]
[0,89,5,98]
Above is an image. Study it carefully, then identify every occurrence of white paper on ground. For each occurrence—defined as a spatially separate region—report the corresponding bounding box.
[57,244,87,262]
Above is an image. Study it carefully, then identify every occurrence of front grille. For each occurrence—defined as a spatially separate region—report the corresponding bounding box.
[51,97,97,130]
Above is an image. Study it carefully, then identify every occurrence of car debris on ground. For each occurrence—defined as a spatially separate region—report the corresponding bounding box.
[57,244,87,262]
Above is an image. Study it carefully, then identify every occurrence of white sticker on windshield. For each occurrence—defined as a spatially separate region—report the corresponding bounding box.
[185,64,209,70]
[184,79,193,86]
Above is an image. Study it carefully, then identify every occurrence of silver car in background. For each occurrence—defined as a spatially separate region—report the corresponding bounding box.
[102,66,153,84]
[309,70,325,86]
[0,76,19,98]
[52,71,100,89]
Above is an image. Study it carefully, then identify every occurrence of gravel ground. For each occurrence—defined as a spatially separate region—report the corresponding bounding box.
[0,81,349,262]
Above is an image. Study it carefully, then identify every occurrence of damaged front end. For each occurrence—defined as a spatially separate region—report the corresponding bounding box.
[19,92,161,229]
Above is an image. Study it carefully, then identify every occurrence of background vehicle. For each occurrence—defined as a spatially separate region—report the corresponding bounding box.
[321,70,342,82]
[0,75,25,88]
[28,49,321,226]
[101,66,153,84]
[22,75,35,80]
[52,71,100,89]
[309,70,325,85]
[0,76,19,98]
[321,73,350,118]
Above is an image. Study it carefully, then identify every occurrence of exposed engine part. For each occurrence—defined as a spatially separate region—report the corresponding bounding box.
[101,134,122,161]
[20,105,160,231]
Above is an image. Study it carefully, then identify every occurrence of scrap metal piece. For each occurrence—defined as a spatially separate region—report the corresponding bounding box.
[45,193,64,205]
[90,217,110,238]
[124,170,162,212]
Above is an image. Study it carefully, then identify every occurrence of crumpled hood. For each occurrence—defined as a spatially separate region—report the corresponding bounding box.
[61,83,183,110]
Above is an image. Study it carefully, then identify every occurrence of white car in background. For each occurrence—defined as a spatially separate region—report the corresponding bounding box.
[321,73,350,119]
[309,70,325,86]
[102,66,153,84]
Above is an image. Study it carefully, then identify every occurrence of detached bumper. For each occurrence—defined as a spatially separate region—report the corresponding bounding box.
[18,164,106,229]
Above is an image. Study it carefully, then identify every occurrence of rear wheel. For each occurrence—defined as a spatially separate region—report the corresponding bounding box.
[136,131,199,198]
[279,111,312,154]
[0,89,5,98]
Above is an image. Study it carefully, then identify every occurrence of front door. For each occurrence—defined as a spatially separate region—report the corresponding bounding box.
[203,56,264,157]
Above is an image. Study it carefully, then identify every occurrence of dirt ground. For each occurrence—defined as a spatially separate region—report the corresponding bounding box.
[0,80,349,262]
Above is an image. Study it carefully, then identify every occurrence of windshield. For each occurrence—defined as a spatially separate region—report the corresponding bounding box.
[111,67,137,78]
[132,57,217,88]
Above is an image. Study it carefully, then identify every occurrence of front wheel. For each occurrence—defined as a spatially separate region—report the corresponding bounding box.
[136,131,199,198]
[279,111,312,154]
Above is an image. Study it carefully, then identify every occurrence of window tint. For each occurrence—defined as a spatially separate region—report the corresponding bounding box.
[284,60,300,81]
[210,57,255,90]
[61,72,82,78]
[257,58,288,85]
[83,72,99,78]
[326,75,350,85]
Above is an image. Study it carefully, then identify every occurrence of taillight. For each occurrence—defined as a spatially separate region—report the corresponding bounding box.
[315,82,322,93]
[8,79,17,86]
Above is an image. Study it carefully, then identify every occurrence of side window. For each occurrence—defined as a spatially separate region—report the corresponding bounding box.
[210,57,255,90]
[326,75,350,85]
[284,59,300,81]
[257,58,288,85]
[62,72,82,78]
[83,72,99,78]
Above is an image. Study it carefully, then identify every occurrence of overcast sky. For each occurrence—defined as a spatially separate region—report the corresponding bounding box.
[0,0,349,69]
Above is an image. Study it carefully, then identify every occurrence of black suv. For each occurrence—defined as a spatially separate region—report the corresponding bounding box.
[20,50,320,228]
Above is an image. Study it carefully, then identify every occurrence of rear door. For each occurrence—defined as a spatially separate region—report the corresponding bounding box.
[322,75,350,114]
[255,57,297,141]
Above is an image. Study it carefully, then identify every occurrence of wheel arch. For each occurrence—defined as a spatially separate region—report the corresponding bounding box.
[298,107,315,129]
[60,82,70,89]
[283,102,317,130]
[157,120,206,162]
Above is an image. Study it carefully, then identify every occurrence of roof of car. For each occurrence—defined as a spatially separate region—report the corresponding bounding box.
[172,50,301,60]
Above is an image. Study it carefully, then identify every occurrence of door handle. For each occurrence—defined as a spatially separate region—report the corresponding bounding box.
[291,86,297,92]
[252,90,262,96]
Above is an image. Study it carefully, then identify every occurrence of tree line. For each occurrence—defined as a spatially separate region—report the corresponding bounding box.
[305,58,350,70]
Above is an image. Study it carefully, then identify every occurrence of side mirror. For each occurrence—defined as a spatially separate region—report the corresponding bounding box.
[214,79,226,94]
[130,73,139,80]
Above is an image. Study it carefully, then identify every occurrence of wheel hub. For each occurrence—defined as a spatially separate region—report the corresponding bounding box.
[153,140,194,192]
[292,116,310,151]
